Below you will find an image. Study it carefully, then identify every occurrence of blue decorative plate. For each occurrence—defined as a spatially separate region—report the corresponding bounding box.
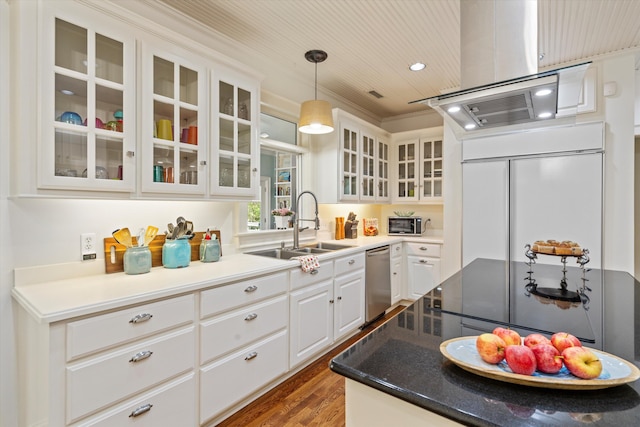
[440,336,640,390]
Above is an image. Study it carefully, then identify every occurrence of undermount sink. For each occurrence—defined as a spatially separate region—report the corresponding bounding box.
[245,242,354,260]
[300,242,355,251]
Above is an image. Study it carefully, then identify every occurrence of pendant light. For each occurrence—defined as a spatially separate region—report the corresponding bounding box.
[298,50,334,134]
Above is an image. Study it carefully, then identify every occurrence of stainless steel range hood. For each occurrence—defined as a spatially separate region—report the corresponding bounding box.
[412,61,591,134]
[411,0,591,137]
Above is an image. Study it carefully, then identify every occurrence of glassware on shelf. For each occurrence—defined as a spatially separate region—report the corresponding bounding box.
[223,98,234,115]
[238,102,248,120]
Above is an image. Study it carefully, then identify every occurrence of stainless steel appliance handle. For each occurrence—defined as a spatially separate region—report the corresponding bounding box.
[367,246,390,256]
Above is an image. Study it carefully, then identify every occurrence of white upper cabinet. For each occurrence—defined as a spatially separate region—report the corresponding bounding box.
[140,41,208,195]
[210,66,260,199]
[39,6,136,193]
[313,109,391,203]
[393,134,443,203]
[16,1,260,200]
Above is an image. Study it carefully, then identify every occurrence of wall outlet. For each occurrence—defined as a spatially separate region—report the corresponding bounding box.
[81,232,97,261]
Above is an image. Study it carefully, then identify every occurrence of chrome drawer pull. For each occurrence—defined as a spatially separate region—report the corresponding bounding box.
[310,269,319,275]
[129,403,153,418]
[129,350,153,363]
[244,313,258,321]
[129,313,153,324]
[244,285,258,293]
[348,259,355,265]
[245,351,258,361]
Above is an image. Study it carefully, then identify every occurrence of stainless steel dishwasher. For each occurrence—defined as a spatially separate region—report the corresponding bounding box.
[365,246,391,323]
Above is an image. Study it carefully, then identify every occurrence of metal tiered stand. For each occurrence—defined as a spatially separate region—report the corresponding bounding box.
[524,244,591,309]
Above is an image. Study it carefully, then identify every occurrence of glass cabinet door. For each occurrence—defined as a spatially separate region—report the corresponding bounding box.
[212,68,259,197]
[360,132,375,201]
[421,138,443,199]
[142,48,205,194]
[341,125,359,201]
[42,15,135,191]
[396,141,418,201]
[377,138,390,201]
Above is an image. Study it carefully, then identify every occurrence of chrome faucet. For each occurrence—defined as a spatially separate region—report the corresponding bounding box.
[292,190,320,249]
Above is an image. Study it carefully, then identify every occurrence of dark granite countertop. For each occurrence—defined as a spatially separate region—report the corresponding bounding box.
[330,258,640,426]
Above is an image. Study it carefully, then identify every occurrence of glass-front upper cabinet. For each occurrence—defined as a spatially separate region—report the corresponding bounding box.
[141,43,207,194]
[377,137,390,202]
[394,136,443,202]
[341,123,359,201]
[360,131,376,202]
[40,12,135,192]
[211,67,259,198]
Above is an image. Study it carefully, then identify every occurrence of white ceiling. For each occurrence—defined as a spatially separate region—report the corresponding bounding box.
[156,0,640,121]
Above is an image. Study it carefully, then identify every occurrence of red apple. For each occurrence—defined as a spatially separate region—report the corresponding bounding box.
[476,333,507,364]
[551,332,582,353]
[492,327,522,346]
[524,333,552,349]
[530,343,563,374]
[562,346,602,379]
[504,345,537,375]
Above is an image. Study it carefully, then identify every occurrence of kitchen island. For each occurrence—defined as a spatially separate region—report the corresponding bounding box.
[330,258,640,426]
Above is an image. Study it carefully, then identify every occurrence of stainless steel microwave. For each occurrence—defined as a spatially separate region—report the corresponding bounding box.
[388,217,424,235]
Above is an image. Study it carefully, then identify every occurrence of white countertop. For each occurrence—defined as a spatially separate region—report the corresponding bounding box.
[12,235,443,324]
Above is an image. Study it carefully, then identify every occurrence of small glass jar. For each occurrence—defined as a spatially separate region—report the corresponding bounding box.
[200,237,220,263]
[162,239,191,268]
[123,246,152,275]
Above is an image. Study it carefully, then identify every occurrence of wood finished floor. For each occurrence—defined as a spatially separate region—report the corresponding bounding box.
[216,307,404,427]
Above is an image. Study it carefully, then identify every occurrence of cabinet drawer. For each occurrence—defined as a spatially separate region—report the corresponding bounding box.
[200,330,288,424]
[290,261,334,290]
[334,252,365,276]
[405,242,441,257]
[200,295,288,363]
[391,243,403,259]
[201,271,288,318]
[66,294,194,361]
[66,326,195,424]
[73,374,195,427]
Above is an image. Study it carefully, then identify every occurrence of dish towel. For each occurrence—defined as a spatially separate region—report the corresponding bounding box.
[299,255,320,273]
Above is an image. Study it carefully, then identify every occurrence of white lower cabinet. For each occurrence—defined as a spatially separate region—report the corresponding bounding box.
[198,272,289,424]
[390,243,403,304]
[66,326,195,423]
[72,374,196,427]
[200,330,288,423]
[289,278,334,368]
[289,252,365,369]
[406,242,442,300]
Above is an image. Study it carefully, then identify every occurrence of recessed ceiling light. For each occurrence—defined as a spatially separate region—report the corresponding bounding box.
[409,62,426,71]
[538,112,553,119]
[60,89,74,95]
[464,123,477,130]
[535,88,552,97]
[447,106,461,113]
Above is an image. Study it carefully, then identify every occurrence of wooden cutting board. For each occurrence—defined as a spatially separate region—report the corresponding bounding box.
[103,230,221,274]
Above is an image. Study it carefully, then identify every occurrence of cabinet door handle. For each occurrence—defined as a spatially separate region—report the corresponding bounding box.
[244,285,258,293]
[310,269,319,275]
[337,296,342,300]
[129,403,153,418]
[129,350,153,363]
[329,299,334,304]
[393,272,398,275]
[245,351,258,361]
[126,151,135,158]
[419,246,428,251]
[348,259,355,265]
[419,259,430,264]
[129,313,153,324]
[244,313,258,321]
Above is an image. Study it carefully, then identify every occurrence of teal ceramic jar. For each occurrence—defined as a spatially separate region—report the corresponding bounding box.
[199,237,220,263]
[123,246,152,275]
[162,239,191,268]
